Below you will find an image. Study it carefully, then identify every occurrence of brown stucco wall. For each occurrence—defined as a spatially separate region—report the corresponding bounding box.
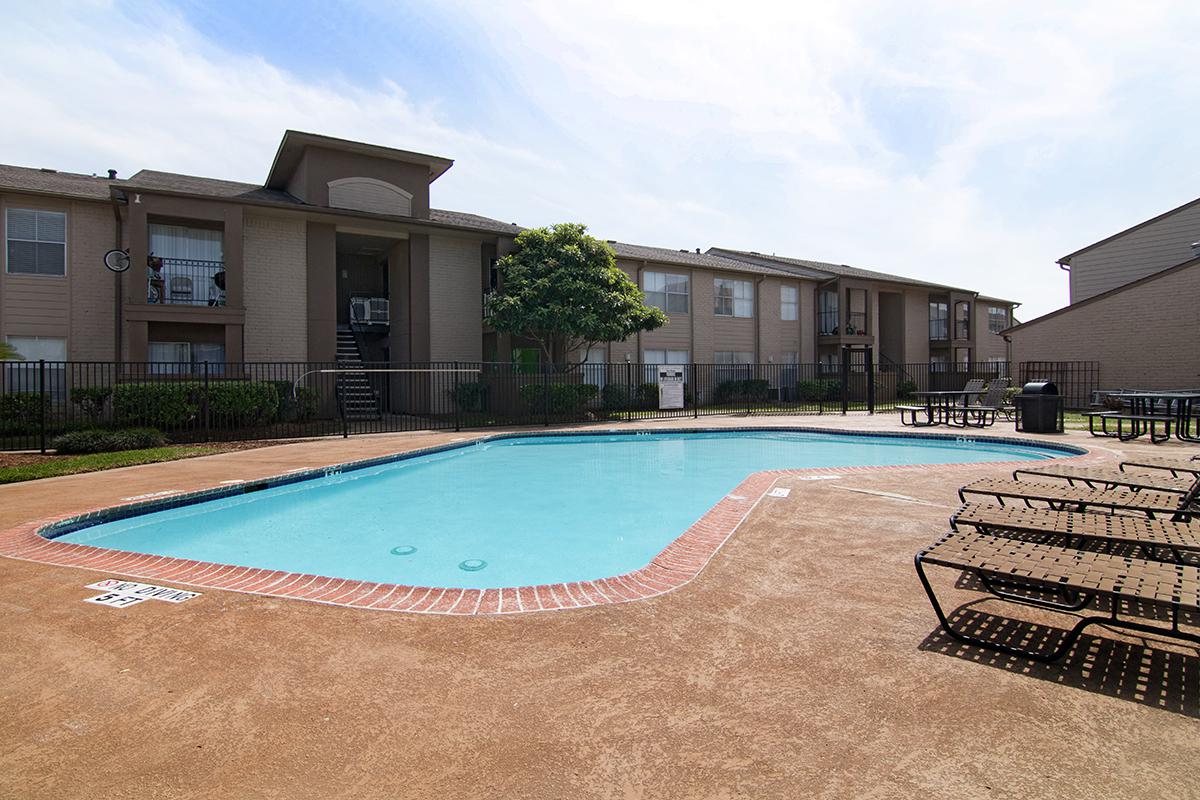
[305,223,337,363]
[286,147,431,219]
[1009,261,1200,388]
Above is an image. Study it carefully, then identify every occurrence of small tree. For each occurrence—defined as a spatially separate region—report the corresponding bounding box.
[485,223,667,365]
[0,341,21,361]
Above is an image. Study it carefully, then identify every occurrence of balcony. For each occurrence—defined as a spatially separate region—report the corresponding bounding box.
[147,258,225,306]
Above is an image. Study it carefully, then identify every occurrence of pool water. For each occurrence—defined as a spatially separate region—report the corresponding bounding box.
[57,430,1063,589]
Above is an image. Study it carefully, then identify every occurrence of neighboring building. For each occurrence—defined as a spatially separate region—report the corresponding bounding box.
[1,130,1017,376]
[1008,195,1200,390]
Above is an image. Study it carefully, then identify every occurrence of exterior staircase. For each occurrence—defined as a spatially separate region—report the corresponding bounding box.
[335,328,382,420]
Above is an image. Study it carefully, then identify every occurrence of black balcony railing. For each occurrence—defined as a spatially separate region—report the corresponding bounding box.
[147,258,226,306]
[845,311,867,335]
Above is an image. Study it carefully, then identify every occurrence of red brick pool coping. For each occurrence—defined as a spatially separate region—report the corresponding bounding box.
[0,436,1096,615]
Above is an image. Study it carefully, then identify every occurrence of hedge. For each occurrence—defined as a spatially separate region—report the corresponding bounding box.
[0,393,49,434]
[448,381,488,412]
[113,380,287,429]
[713,378,770,405]
[795,379,842,403]
[519,382,599,414]
[113,383,199,429]
[207,381,280,426]
[70,387,112,423]
[51,427,166,454]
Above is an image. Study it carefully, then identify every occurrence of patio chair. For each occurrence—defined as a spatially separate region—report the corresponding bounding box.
[169,276,194,302]
[958,476,1200,520]
[915,529,1200,661]
[950,501,1200,562]
[956,381,1007,427]
[1009,463,1197,494]
[1120,455,1200,477]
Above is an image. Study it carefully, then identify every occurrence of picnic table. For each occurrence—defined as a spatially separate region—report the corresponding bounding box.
[1093,390,1200,443]
[904,390,977,428]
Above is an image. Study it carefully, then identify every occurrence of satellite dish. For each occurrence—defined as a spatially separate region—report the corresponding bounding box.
[103,249,130,273]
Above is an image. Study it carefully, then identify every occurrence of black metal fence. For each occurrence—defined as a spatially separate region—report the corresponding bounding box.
[1017,360,1100,410]
[0,357,1023,452]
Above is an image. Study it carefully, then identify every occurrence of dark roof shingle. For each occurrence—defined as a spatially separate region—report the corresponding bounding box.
[0,163,117,201]
[608,241,794,276]
[708,247,972,291]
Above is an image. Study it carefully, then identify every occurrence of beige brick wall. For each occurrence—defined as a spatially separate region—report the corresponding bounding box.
[972,302,1011,363]
[0,193,115,360]
[243,214,308,361]
[429,235,482,361]
[1009,261,1200,389]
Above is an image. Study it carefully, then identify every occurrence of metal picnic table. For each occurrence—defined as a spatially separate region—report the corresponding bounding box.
[1103,390,1200,443]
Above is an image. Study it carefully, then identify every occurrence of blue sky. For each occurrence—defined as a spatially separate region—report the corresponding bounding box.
[4,0,1199,319]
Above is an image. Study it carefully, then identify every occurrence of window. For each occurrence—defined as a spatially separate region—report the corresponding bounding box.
[929,302,948,340]
[929,353,949,373]
[644,272,689,314]
[846,289,867,335]
[955,347,970,368]
[987,306,1009,334]
[714,350,753,381]
[818,351,838,373]
[148,341,226,375]
[780,285,798,321]
[582,346,607,390]
[954,302,971,340]
[147,224,225,306]
[986,356,1008,377]
[714,278,753,317]
[4,336,67,397]
[6,209,66,275]
[643,349,689,380]
[818,289,839,336]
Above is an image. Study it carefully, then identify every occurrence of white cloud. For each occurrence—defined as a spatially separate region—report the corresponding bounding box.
[3,0,1199,320]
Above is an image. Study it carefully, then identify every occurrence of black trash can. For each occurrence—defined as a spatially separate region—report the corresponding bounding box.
[1014,381,1064,433]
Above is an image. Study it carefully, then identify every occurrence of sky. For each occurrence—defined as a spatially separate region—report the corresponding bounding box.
[4,0,1199,320]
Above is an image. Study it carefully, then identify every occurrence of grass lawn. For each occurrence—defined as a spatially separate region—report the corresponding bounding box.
[0,440,287,484]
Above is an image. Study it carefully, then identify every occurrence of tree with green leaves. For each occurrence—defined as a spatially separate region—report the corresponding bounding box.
[485,223,667,365]
[0,341,21,361]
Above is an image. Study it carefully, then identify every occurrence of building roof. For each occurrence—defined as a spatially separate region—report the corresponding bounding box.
[126,170,303,204]
[1003,256,1200,334]
[0,163,119,201]
[428,208,522,235]
[608,241,795,276]
[265,130,454,190]
[1057,194,1200,265]
[976,295,1021,307]
[708,247,972,291]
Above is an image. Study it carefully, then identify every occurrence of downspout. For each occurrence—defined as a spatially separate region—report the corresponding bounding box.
[754,276,766,361]
[1058,259,1071,304]
[109,189,125,361]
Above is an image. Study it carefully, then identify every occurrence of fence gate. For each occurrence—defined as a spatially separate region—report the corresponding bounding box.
[839,345,875,414]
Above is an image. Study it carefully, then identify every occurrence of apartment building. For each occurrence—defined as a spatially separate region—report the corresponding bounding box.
[1,130,1016,374]
[1008,195,1200,389]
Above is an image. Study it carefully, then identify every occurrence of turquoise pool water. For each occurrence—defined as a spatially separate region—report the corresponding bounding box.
[57,430,1064,589]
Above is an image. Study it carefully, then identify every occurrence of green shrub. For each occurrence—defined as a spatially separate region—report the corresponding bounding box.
[70,386,113,422]
[519,382,599,414]
[448,381,488,412]
[113,383,198,429]
[51,427,165,454]
[713,379,770,405]
[896,380,917,400]
[0,393,49,434]
[602,383,634,410]
[795,379,841,403]
[207,381,280,427]
[267,382,322,423]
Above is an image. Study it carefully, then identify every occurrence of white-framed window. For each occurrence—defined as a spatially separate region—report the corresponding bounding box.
[6,209,66,275]
[986,356,1009,377]
[818,289,839,335]
[3,335,67,397]
[148,341,226,375]
[714,351,753,365]
[643,272,689,314]
[581,345,607,390]
[780,285,798,321]
[148,223,223,261]
[643,349,689,381]
[987,306,1009,334]
[714,278,753,317]
[714,351,753,382]
[929,302,949,340]
[930,353,949,373]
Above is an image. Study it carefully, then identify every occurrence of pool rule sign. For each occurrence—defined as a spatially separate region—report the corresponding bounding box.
[657,366,686,410]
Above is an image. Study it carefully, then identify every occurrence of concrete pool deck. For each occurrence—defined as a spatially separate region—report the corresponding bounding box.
[1,413,1197,798]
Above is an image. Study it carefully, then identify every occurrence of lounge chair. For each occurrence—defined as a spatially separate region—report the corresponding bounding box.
[958,477,1200,520]
[915,529,1200,661]
[1009,464,1197,494]
[955,381,1008,427]
[1120,455,1200,477]
[951,501,1200,561]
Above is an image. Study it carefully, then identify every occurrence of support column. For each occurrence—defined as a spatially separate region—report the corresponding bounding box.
[306,223,337,364]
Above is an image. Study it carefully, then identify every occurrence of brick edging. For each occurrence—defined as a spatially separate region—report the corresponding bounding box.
[0,427,1092,615]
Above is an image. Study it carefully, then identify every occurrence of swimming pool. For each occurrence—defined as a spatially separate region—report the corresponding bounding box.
[50,429,1072,591]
